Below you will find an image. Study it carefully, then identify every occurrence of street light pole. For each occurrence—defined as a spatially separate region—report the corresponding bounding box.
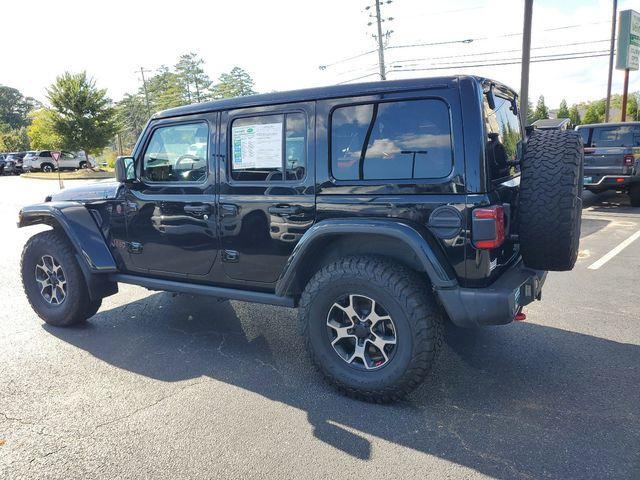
[519,0,534,131]
[605,0,618,122]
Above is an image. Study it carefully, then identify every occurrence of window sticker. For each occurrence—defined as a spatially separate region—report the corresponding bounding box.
[232,122,283,169]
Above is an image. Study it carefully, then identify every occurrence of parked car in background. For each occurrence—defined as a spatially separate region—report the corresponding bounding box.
[0,154,6,175]
[23,151,93,172]
[577,122,640,206]
[3,152,26,174]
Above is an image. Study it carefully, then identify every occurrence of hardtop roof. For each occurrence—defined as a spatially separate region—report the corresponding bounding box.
[152,75,510,120]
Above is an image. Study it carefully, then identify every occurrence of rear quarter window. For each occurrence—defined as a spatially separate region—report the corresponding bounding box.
[330,98,453,181]
[592,125,640,147]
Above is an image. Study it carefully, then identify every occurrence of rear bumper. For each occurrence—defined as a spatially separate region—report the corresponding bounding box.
[584,174,639,188]
[436,259,546,327]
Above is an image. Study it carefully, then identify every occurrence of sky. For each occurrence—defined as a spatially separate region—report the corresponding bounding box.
[2,0,639,110]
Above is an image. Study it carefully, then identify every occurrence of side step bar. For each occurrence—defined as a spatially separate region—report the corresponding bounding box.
[109,274,295,308]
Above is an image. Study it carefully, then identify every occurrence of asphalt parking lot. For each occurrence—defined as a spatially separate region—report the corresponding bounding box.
[1,176,639,479]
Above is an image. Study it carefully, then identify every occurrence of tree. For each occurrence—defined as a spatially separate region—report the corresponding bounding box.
[212,67,256,99]
[146,66,185,111]
[175,52,212,103]
[0,85,39,129]
[0,127,30,151]
[47,71,117,155]
[115,93,149,151]
[27,109,63,150]
[557,99,570,118]
[583,103,603,124]
[569,105,581,126]
[532,95,550,121]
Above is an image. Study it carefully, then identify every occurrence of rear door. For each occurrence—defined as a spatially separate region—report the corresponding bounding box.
[218,103,315,285]
[584,125,640,181]
[123,114,219,279]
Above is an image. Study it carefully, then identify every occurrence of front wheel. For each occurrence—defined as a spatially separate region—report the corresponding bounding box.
[21,230,99,326]
[41,164,54,173]
[299,256,443,403]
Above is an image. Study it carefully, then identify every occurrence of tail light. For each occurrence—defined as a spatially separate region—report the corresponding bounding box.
[472,205,505,249]
[623,154,635,166]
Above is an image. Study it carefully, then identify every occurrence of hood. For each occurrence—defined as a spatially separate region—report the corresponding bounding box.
[48,180,122,202]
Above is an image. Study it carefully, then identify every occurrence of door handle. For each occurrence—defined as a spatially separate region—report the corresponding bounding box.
[268,205,303,215]
[184,204,211,216]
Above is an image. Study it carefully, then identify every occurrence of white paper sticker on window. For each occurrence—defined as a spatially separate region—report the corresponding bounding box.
[232,122,282,169]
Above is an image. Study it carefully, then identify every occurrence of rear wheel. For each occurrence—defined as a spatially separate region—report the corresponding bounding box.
[21,230,97,326]
[79,161,88,169]
[41,163,54,173]
[299,256,443,403]
[629,184,640,207]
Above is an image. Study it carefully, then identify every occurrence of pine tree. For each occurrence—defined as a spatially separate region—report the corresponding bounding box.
[212,67,256,99]
[532,95,550,121]
[557,99,570,118]
[569,105,581,126]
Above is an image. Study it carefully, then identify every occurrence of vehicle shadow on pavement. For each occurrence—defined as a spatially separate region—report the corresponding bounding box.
[45,293,640,480]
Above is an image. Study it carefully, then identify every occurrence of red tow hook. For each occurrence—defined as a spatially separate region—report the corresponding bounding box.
[514,309,527,322]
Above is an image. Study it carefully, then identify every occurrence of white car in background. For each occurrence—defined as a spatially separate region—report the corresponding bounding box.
[23,151,94,172]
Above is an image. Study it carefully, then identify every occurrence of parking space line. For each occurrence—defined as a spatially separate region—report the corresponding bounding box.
[587,230,640,270]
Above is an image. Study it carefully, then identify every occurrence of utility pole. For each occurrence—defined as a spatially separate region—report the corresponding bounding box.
[374,0,387,80]
[605,0,618,122]
[519,0,533,130]
[367,0,393,81]
[138,66,152,116]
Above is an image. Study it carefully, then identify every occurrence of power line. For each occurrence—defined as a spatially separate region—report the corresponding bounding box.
[387,21,609,50]
[336,52,611,83]
[387,38,611,65]
[388,52,611,74]
[319,21,610,71]
[391,49,611,69]
[334,39,612,78]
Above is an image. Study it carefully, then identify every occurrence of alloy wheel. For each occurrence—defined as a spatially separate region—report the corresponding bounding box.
[35,255,67,305]
[326,294,397,370]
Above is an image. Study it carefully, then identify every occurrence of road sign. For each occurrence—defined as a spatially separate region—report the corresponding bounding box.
[51,151,61,163]
[616,9,640,71]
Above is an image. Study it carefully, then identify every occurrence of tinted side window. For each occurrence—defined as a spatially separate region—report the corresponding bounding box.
[40,151,51,158]
[231,113,306,182]
[142,122,208,182]
[592,125,640,147]
[331,99,453,181]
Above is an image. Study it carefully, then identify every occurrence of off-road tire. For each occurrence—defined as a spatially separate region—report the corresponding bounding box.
[518,129,584,271]
[299,256,443,403]
[629,184,640,207]
[21,230,96,326]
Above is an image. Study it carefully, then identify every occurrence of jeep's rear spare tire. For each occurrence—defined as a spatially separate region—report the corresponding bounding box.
[518,129,584,271]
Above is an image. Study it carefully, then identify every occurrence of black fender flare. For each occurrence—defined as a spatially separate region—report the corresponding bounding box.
[18,202,118,300]
[275,218,458,298]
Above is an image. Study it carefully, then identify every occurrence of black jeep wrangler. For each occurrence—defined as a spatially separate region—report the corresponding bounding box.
[18,76,583,402]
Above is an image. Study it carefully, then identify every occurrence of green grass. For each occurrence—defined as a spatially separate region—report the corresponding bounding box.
[21,169,114,180]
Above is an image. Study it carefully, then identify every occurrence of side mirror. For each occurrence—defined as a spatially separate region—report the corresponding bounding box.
[485,83,496,110]
[115,156,136,183]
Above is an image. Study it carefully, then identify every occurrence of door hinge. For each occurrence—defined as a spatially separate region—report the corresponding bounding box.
[222,250,239,262]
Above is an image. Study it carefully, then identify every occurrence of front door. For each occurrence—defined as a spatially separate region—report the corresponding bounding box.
[218,103,315,285]
[124,115,218,278]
